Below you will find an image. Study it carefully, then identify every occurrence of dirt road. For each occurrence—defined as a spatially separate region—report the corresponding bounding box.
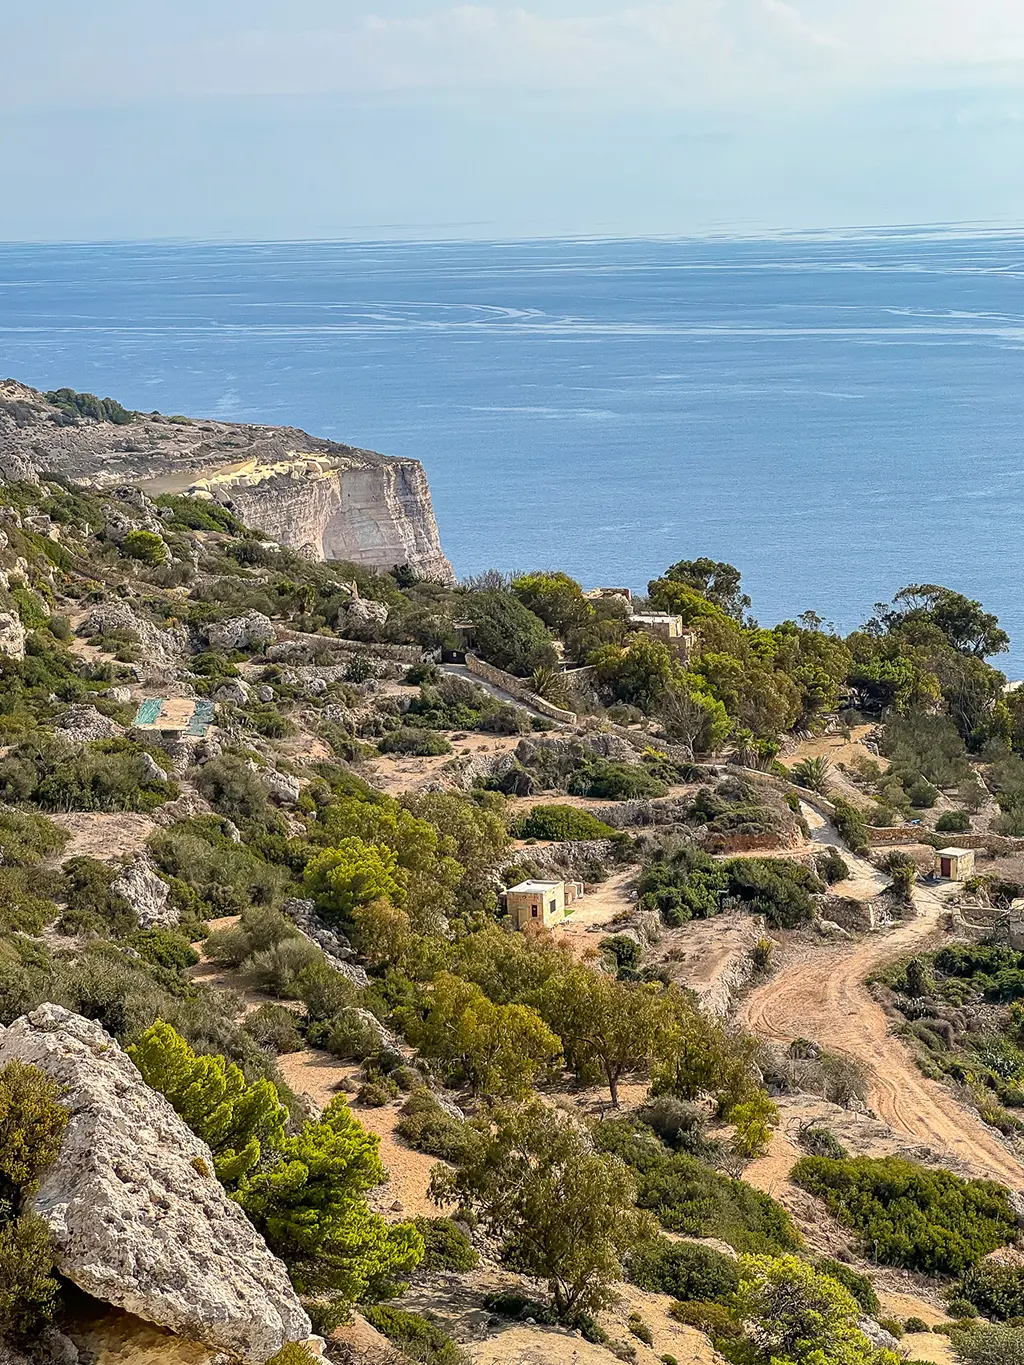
[739,805,1024,1188]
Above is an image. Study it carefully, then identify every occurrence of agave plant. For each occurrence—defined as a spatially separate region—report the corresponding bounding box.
[529,665,559,700]
[791,755,832,793]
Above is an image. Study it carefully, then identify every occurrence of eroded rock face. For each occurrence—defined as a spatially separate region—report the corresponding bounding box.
[81,601,188,668]
[0,1005,311,1363]
[0,610,26,659]
[206,611,275,652]
[0,380,453,582]
[111,858,175,929]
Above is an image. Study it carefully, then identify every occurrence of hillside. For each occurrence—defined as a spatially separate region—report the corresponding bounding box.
[0,470,1023,1365]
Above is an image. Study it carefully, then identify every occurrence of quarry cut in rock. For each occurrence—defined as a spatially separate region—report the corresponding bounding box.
[0,1004,311,1363]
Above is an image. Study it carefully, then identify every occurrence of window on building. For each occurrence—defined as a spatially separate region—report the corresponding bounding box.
[549,899,556,914]
[531,906,539,918]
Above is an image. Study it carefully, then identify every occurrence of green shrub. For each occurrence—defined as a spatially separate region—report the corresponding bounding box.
[396,1090,470,1163]
[379,728,453,757]
[318,1008,383,1062]
[959,1257,1024,1320]
[626,1236,739,1303]
[904,1316,929,1333]
[796,1126,848,1160]
[264,1346,319,1365]
[0,737,174,813]
[831,798,870,855]
[951,1322,1024,1364]
[482,1291,557,1325]
[515,804,615,841]
[121,530,167,565]
[362,1305,465,1365]
[0,1214,63,1345]
[815,1258,879,1315]
[667,1299,743,1341]
[936,809,971,833]
[791,1155,1016,1274]
[243,1003,304,1054]
[627,1313,653,1345]
[357,1075,399,1107]
[45,387,133,425]
[413,1217,478,1272]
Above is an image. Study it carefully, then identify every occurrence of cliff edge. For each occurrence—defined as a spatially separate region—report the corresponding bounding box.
[0,379,454,581]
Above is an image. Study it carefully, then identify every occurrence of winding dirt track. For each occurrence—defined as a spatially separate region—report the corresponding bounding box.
[738,806,1024,1188]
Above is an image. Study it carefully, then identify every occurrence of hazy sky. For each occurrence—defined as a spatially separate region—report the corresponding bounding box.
[6,0,1024,239]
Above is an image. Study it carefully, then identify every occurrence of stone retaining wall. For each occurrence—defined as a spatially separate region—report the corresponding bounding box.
[464,654,577,724]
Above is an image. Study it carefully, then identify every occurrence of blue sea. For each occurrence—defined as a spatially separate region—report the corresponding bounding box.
[2,233,1024,670]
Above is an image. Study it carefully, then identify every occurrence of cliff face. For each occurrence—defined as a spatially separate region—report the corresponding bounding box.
[0,379,454,582]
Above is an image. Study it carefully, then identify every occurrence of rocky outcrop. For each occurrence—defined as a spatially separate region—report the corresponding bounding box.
[81,601,188,668]
[206,610,276,652]
[111,858,175,929]
[0,1004,311,1363]
[0,611,26,659]
[0,380,454,582]
[55,704,125,743]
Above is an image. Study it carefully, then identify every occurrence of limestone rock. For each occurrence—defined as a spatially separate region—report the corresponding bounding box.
[138,750,167,783]
[262,769,302,805]
[55,705,125,743]
[108,685,133,704]
[341,598,389,635]
[859,1318,901,1351]
[213,677,253,706]
[81,602,187,667]
[0,1005,310,1362]
[111,858,175,929]
[256,683,275,702]
[0,611,26,659]
[206,611,275,652]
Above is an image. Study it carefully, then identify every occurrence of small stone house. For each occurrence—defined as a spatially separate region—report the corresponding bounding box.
[505,878,583,931]
[937,847,975,882]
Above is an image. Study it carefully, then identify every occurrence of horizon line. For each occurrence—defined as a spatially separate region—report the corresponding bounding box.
[2,219,1024,251]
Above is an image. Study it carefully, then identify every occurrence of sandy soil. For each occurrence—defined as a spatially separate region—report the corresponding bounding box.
[50,811,156,863]
[551,869,636,957]
[779,726,886,811]
[739,808,1024,1187]
[653,911,764,1016]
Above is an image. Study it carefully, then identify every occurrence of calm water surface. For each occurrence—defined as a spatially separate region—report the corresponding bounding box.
[2,234,1023,667]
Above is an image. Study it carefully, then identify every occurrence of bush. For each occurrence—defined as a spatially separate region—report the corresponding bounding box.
[815,1258,879,1315]
[378,727,453,757]
[0,1214,63,1345]
[626,1236,739,1303]
[357,1075,399,1107]
[413,1217,478,1272]
[951,1322,1024,1364]
[515,804,615,841]
[396,1091,471,1163]
[243,1003,304,1054]
[121,530,167,565]
[959,1257,1024,1320]
[264,1347,319,1365]
[667,1299,742,1341]
[831,798,870,855]
[936,809,971,833]
[814,846,850,886]
[362,1305,465,1365]
[791,1155,1016,1274]
[796,1126,848,1160]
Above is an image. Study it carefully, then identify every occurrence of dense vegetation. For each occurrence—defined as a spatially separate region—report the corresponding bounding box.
[0,468,1021,1362]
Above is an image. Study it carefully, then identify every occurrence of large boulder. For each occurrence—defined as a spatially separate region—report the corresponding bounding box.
[340,598,389,637]
[81,601,188,668]
[206,611,275,652]
[55,704,125,743]
[111,858,176,929]
[213,677,253,706]
[0,610,26,659]
[0,1005,311,1362]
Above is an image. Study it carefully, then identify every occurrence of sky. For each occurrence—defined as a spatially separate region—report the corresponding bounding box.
[5,0,1024,239]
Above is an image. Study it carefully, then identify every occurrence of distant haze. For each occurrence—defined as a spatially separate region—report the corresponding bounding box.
[5,1,1024,240]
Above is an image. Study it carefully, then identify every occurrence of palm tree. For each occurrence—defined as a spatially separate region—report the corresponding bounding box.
[791,755,832,793]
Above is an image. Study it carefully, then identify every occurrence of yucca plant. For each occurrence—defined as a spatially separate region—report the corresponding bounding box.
[791,755,832,793]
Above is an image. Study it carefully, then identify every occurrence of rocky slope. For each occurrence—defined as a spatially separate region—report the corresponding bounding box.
[0,380,453,581]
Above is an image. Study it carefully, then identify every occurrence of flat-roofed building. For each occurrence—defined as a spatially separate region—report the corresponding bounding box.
[505,878,583,931]
[937,847,975,882]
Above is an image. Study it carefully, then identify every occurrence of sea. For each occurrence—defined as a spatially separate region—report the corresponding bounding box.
[2,232,1024,671]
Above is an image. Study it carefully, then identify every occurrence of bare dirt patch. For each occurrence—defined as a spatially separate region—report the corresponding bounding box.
[50,811,156,863]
